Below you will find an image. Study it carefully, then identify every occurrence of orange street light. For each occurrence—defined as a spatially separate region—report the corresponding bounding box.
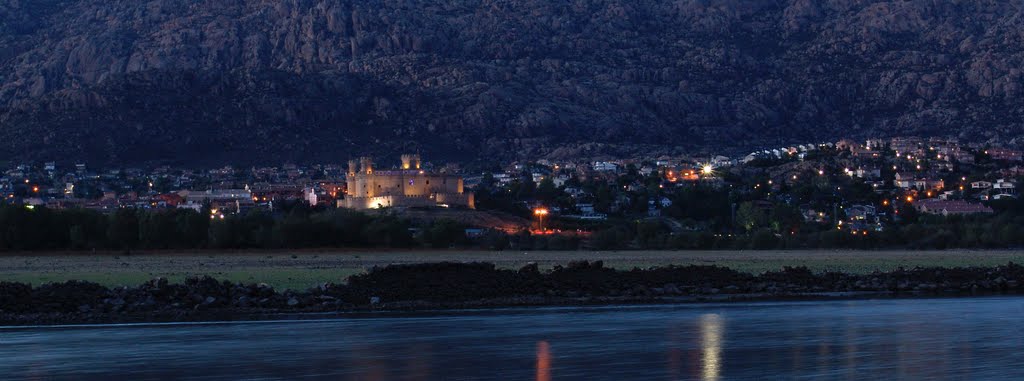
[533,208,549,231]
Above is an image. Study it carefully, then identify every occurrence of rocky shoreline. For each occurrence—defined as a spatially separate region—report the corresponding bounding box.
[2,261,1024,326]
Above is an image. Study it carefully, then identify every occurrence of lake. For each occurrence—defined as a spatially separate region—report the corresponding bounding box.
[2,296,1022,380]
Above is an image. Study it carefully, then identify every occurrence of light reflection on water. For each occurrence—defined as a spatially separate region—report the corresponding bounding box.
[536,341,551,381]
[1,297,1023,380]
[699,314,723,381]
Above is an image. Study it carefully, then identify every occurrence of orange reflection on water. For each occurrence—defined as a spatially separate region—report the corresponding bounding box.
[536,341,551,381]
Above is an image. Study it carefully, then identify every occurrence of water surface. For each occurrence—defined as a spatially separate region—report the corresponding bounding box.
[2,296,1022,380]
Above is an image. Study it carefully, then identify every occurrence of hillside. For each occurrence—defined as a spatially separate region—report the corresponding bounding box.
[2,0,1024,164]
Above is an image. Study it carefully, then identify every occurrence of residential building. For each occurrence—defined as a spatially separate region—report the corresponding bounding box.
[913,200,993,216]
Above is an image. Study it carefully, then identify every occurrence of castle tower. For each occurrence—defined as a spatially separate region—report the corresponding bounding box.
[401,154,414,170]
[347,160,358,177]
[360,157,374,174]
[413,154,421,169]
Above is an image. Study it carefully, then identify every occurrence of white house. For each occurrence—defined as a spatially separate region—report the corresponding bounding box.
[994,179,1016,191]
[971,181,992,189]
[593,161,619,172]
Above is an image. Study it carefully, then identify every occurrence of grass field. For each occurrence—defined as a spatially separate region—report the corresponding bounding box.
[1,249,1022,290]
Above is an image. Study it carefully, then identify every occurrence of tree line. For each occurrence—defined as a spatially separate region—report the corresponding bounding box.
[5,199,1024,251]
[0,204,496,251]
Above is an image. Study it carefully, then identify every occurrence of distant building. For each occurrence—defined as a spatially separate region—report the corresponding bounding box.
[894,173,944,190]
[800,205,827,223]
[978,179,1016,201]
[845,205,877,222]
[552,175,570,187]
[952,150,975,164]
[854,167,881,180]
[851,147,880,159]
[993,179,1016,191]
[891,137,924,155]
[972,181,992,189]
[181,188,254,214]
[988,148,1023,162]
[305,186,319,206]
[835,139,859,151]
[913,200,993,216]
[340,155,474,210]
[592,161,619,172]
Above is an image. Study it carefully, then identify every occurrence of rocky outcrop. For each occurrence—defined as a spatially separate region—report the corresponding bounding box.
[5,1,1024,164]
[2,261,1024,325]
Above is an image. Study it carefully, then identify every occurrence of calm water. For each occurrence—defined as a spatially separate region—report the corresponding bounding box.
[2,297,1023,380]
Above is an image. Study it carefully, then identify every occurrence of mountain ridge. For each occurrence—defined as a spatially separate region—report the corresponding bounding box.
[2,0,1023,164]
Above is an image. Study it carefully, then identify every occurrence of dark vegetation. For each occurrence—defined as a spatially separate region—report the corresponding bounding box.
[6,195,1024,251]
[0,204,470,251]
[3,261,1024,325]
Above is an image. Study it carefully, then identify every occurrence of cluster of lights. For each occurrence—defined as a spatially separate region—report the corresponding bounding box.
[209,208,225,220]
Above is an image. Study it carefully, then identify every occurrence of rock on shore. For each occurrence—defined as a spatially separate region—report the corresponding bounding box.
[2,261,1024,325]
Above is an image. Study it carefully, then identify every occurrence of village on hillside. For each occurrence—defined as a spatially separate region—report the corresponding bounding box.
[2,136,1023,250]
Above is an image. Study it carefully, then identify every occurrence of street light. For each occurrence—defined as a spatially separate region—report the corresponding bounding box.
[533,207,549,232]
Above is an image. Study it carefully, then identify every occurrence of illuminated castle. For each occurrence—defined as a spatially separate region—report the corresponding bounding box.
[340,154,474,210]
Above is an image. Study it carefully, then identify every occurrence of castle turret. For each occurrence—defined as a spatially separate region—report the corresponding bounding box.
[401,154,414,170]
[360,157,374,174]
[347,160,358,177]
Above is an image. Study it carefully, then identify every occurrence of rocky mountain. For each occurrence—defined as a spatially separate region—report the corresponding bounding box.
[2,0,1024,165]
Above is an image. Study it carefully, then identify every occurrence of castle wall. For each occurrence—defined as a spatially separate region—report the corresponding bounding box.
[342,161,472,210]
[348,172,463,197]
